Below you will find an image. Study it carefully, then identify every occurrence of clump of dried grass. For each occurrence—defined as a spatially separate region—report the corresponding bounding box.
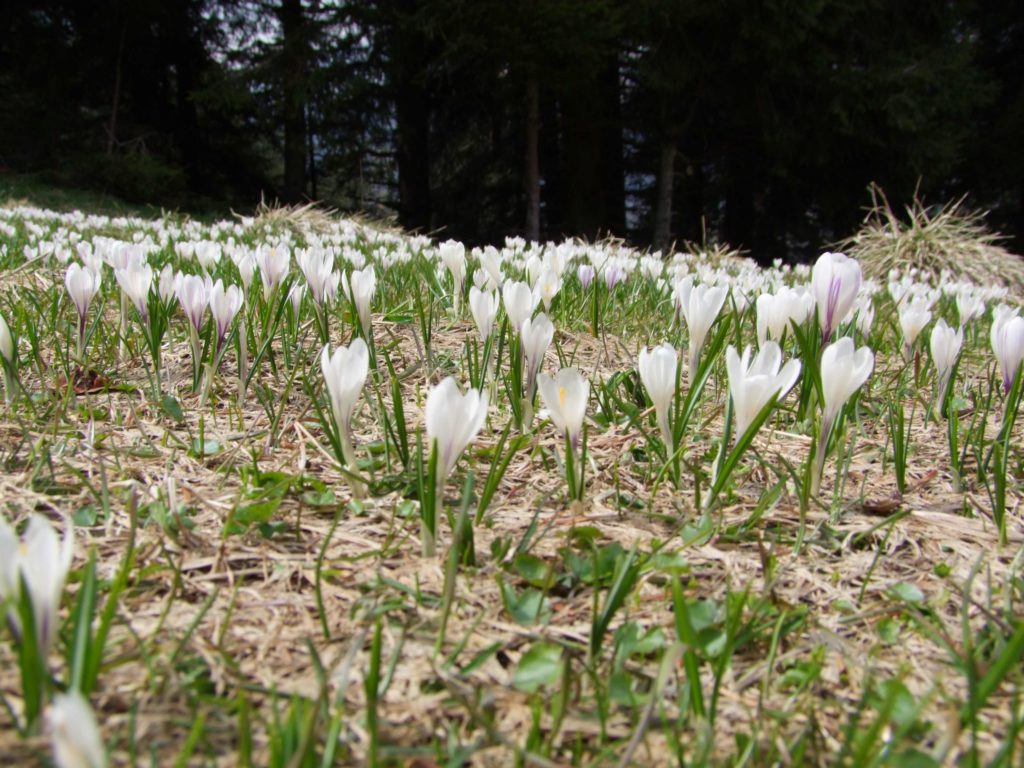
[250,196,339,235]
[838,184,1024,295]
[680,239,750,267]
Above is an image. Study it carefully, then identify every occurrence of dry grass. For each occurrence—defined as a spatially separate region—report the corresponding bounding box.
[0,309,1021,766]
[837,185,1024,295]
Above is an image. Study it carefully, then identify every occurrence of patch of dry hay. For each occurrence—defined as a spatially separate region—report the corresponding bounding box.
[837,184,1024,296]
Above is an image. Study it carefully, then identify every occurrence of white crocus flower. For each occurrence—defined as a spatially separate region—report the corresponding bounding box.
[536,268,562,311]
[502,280,537,334]
[49,691,106,768]
[425,376,489,482]
[0,312,12,364]
[157,263,178,303]
[821,336,874,428]
[930,318,963,410]
[577,264,595,290]
[898,298,932,360]
[521,313,554,409]
[114,260,152,322]
[175,274,208,334]
[855,295,875,338]
[956,291,985,326]
[638,343,678,448]
[439,240,466,314]
[725,342,801,439]
[320,338,370,479]
[677,280,728,378]
[537,367,589,452]
[469,286,499,342]
[347,267,376,336]
[812,251,862,342]
[991,309,1024,392]
[0,514,75,656]
[208,280,243,349]
[297,248,339,306]
[812,336,873,494]
[256,245,290,299]
[65,264,102,343]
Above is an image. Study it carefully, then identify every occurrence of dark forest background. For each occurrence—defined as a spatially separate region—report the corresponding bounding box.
[2,0,1022,261]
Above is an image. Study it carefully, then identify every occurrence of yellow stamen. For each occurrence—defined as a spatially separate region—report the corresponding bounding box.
[558,386,566,410]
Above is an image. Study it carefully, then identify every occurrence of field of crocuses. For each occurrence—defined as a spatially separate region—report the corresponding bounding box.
[0,202,1022,767]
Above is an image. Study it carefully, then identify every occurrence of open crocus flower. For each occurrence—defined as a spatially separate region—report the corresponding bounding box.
[157,263,178,303]
[638,343,678,448]
[930,318,963,408]
[956,291,985,326]
[256,244,290,299]
[49,691,106,768]
[725,342,801,439]
[425,376,489,482]
[297,248,340,306]
[898,298,932,360]
[347,266,376,336]
[502,280,537,334]
[536,268,562,312]
[812,251,862,342]
[321,338,370,480]
[477,246,504,290]
[469,286,499,342]
[0,513,74,656]
[855,295,875,338]
[676,280,728,378]
[821,336,874,428]
[991,309,1024,393]
[755,287,813,345]
[537,367,589,452]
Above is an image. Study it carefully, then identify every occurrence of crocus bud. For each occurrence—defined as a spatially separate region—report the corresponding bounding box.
[49,691,106,768]
[175,274,208,333]
[930,318,963,383]
[812,251,862,342]
[0,313,12,364]
[347,266,376,336]
[209,280,243,346]
[521,313,554,399]
[469,286,499,341]
[991,310,1024,392]
[320,338,369,469]
[502,280,537,334]
[638,343,678,443]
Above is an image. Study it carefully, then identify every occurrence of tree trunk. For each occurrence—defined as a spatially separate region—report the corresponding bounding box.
[307,103,318,200]
[171,0,203,189]
[279,0,308,203]
[524,76,541,242]
[653,140,675,252]
[598,58,625,236]
[106,22,126,156]
[391,4,432,231]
